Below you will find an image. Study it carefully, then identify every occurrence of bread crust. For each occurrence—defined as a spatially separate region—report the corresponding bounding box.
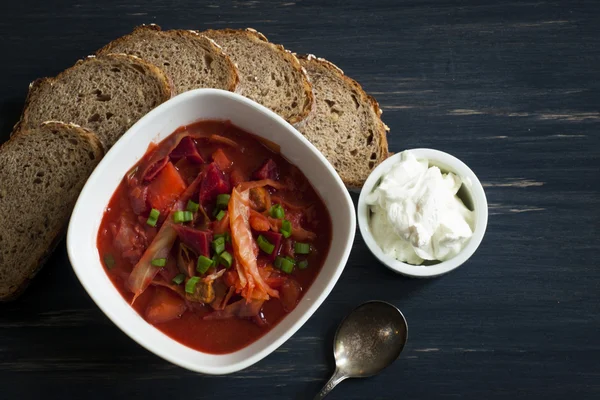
[97,25,240,93]
[17,54,174,146]
[297,54,390,188]
[201,28,314,125]
[0,121,104,301]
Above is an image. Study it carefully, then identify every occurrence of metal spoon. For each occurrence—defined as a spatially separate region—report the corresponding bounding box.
[314,301,408,400]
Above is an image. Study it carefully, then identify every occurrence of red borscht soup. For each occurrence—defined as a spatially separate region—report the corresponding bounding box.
[97,120,332,354]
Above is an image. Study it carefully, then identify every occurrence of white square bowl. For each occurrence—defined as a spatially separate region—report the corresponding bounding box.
[67,89,355,374]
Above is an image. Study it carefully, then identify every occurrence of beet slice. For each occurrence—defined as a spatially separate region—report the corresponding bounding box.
[199,162,231,206]
[173,225,212,257]
[258,230,282,261]
[252,159,279,181]
[170,136,204,164]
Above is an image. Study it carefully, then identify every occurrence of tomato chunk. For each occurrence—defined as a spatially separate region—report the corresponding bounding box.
[128,184,149,215]
[147,162,187,212]
[280,278,302,312]
[110,216,148,264]
[145,287,187,324]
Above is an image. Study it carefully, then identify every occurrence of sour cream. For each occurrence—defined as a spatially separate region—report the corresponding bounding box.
[366,151,474,265]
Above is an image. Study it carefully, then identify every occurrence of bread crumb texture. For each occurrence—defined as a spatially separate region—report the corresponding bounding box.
[0,123,103,299]
[298,56,388,187]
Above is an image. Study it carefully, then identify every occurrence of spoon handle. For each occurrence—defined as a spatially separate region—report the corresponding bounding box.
[314,368,347,400]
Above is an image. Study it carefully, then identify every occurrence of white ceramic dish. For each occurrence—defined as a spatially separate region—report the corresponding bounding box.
[67,89,355,374]
[357,148,488,278]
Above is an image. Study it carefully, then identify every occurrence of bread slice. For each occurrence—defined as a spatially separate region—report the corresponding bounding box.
[296,55,389,188]
[19,53,173,149]
[201,28,313,124]
[96,25,239,95]
[0,122,104,301]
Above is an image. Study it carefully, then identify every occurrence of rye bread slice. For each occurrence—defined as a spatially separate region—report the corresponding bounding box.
[296,55,389,188]
[201,28,313,124]
[97,25,239,95]
[19,53,173,149]
[0,122,104,301]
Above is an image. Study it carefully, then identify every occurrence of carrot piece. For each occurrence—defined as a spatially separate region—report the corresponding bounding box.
[212,211,230,234]
[249,210,271,232]
[280,278,302,312]
[212,148,232,171]
[147,162,187,212]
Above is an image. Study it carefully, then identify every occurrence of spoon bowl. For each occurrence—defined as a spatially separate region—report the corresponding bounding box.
[315,301,408,399]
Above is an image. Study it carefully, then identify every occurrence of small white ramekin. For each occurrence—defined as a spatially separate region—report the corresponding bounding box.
[357,148,488,278]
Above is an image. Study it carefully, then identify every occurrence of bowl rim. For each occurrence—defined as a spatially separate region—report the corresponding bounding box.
[67,88,356,374]
[357,148,488,278]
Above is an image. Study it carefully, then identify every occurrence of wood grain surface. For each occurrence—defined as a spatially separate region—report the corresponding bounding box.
[1,1,599,399]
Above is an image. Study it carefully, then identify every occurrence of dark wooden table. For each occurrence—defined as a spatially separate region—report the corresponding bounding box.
[1,1,599,399]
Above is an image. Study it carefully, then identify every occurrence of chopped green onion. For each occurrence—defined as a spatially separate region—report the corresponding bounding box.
[219,251,233,268]
[196,255,213,274]
[216,194,231,209]
[146,217,158,227]
[269,204,285,219]
[281,219,292,238]
[275,256,295,273]
[257,235,275,254]
[214,232,231,243]
[186,200,199,213]
[172,273,186,285]
[274,256,284,269]
[173,211,185,223]
[215,210,226,221]
[185,276,201,294]
[280,257,294,274]
[298,260,309,269]
[103,254,115,269]
[146,208,160,227]
[173,210,193,223]
[211,254,220,267]
[294,242,310,254]
[212,236,225,255]
[151,258,167,267]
